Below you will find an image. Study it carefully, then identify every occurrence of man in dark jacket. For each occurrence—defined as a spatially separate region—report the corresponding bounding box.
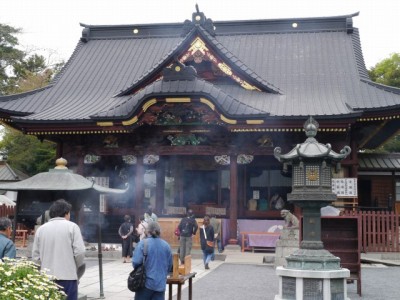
[178,209,198,264]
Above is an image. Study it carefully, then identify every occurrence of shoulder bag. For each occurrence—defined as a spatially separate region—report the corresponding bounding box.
[202,227,214,254]
[127,238,148,292]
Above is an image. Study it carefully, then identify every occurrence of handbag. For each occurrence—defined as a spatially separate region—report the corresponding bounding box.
[127,239,148,292]
[202,227,214,254]
[174,226,180,236]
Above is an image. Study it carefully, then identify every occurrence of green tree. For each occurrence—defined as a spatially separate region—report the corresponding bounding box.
[0,126,56,176]
[0,23,63,95]
[0,23,61,174]
[0,24,24,94]
[368,53,400,88]
[366,53,400,153]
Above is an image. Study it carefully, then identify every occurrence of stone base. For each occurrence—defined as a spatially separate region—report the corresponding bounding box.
[274,228,299,268]
[275,239,299,268]
[286,249,341,270]
[224,244,241,252]
[275,267,350,300]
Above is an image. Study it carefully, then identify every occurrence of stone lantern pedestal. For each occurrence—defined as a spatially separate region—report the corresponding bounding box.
[275,267,350,300]
[274,117,352,300]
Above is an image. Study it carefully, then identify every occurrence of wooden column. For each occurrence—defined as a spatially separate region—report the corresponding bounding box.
[229,153,238,244]
[135,155,144,213]
[74,146,85,226]
[75,147,85,175]
[156,159,165,215]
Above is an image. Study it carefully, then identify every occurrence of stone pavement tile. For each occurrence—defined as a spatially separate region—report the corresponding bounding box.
[79,257,223,299]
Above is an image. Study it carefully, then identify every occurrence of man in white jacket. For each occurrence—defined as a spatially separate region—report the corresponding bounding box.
[32,199,86,300]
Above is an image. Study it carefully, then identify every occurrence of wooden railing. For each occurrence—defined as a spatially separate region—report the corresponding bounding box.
[0,204,15,218]
[342,210,400,253]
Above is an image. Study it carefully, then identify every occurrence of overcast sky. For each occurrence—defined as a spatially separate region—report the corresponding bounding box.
[1,0,399,68]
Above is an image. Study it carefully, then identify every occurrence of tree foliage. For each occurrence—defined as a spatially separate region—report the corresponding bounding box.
[367,53,400,153]
[0,23,63,95]
[0,23,61,174]
[0,126,56,176]
[0,24,24,94]
[368,53,400,88]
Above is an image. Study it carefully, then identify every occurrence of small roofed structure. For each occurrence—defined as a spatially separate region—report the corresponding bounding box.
[0,195,15,206]
[0,157,127,193]
[0,158,128,229]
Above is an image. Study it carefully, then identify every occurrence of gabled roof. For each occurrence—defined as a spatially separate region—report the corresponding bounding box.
[0,161,29,182]
[358,153,400,171]
[0,10,400,128]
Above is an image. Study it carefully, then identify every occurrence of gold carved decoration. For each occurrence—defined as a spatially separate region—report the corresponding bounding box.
[200,98,215,110]
[142,98,157,112]
[307,169,318,181]
[247,120,264,125]
[122,116,138,126]
[220,115,237,125]
[180,37,260,91]
[165,98,191,103]
[97,121,114,127]
[257,135,273,147]
[103,135,118,148]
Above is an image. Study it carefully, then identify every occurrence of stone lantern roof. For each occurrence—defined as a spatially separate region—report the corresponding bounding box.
[274,116,351,164]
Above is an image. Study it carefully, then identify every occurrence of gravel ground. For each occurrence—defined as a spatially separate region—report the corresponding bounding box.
[177,263,400,300]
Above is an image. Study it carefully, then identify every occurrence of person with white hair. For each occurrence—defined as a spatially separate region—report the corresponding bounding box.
[132,221,172,299]
[0,217,16,260]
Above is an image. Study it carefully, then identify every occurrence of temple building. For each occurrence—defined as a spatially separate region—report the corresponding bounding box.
[1,9,400,244]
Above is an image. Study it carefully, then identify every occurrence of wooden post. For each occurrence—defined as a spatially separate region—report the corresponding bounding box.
[178,255,191,275]
[229,153,238,244]
[172,253,179,278]
[156,159,165,215]
[135,155,144,212]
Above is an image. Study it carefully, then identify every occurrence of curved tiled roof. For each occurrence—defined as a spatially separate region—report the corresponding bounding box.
[92,78,271,121]
[0,12,399,124]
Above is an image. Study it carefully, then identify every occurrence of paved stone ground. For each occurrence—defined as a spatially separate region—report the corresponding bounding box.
[175,263,400,300]
[79,254,400,300]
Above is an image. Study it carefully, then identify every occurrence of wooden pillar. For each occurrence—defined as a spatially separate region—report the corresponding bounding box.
[228,153,238,244]
[350,139,358,178]
[56,142,63,158]
[135,155,144,213]
[76,148,85,175]
[74,146,85,226]
[156,159,165,215]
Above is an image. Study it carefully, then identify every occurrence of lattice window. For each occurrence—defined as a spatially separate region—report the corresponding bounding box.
[303,278,323,299]
[331,279,345,300]
[282,276,296,300]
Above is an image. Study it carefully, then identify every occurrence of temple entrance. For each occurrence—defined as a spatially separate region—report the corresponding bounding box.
[183,170,218,205]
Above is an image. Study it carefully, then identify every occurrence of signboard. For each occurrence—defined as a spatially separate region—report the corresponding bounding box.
[332,178,358,197]
[87,177,109,213]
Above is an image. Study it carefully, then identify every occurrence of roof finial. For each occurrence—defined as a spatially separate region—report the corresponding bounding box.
[182,5,216,37]
[304,116,319,138]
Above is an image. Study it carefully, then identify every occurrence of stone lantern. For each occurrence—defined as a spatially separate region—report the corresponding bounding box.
[274,116,351,300]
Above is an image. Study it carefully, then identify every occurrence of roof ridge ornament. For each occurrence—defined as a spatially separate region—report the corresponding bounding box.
[181,5,216,37]
[304,116,319,139]
[162,61,197,81]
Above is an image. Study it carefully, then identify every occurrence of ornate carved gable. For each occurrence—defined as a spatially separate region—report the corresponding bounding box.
[179,37,260,91]
[140,102,222,126]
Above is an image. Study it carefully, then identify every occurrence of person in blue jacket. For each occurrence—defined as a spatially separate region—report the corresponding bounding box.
[132,221,172,300]
[0,217,16,260]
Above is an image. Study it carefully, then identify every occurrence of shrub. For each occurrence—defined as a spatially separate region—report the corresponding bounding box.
[0,258,66,300]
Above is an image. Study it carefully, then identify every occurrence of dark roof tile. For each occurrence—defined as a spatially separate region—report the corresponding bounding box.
[1,13,400,123]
